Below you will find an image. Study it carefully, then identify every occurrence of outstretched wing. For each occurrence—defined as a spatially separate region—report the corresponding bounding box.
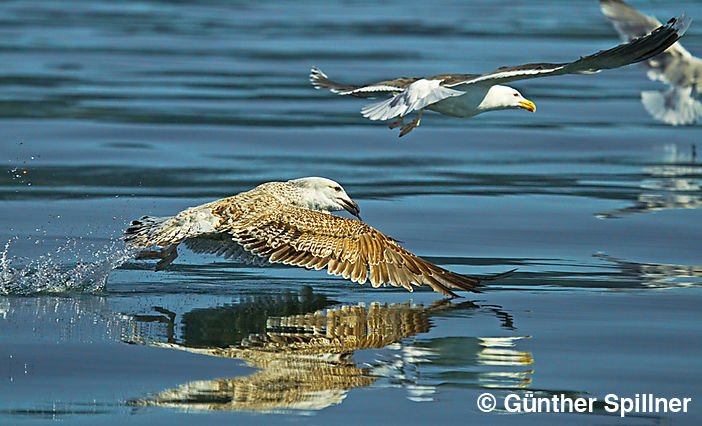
[600,1,698,81]
[641,86,702,126]
[223,205,505,297]
[599,0,663,40]
[447,15,689,87]
[310,67,419,98]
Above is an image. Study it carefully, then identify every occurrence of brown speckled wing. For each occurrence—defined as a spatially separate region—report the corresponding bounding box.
[227,205,489,297]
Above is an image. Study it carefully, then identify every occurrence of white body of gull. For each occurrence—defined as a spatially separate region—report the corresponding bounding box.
[124,177,511,297]
[310,15,689,136]
[600,1,702,125]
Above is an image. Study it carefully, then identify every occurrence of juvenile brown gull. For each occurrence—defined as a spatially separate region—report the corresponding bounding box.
[310,15,689,136]
[124,177,511,297]
[600,0,702,125]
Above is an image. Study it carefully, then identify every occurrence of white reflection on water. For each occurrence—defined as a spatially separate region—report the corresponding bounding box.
[597,143,702,218]
[595,253,702,288]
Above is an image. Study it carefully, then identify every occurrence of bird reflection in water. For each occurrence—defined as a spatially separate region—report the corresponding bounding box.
[594,253,702,288]
[126,288,532,413]
[597,144,702,218]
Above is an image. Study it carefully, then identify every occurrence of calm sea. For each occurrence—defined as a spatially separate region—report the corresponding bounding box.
[1,0,701,424]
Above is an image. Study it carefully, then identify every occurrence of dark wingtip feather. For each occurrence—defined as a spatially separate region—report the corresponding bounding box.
[445,267,517,297]
[477,268,518,281]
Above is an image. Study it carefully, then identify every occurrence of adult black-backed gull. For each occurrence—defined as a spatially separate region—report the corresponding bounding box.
[600,0,702,125]
[124,177,511,297]
[310,15,689,136]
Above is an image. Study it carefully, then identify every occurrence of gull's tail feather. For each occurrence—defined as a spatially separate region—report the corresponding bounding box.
[361,80,464,121]
[641,87,702,125]
[361,97,407,121]
[124,216,176,248]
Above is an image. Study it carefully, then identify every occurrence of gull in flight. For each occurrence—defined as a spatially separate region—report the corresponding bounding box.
[310,15,689,136]
[600,0,702,125]
[124,177,512,297]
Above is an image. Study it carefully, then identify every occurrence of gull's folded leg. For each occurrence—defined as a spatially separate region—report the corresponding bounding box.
[135,244,180,270]
[388,117,404,129]
[399,109,423,137]
[135,249,166,260]
[155,245,179,270]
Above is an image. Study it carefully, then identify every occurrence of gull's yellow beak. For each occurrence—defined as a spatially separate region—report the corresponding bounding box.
[519,99,536,113]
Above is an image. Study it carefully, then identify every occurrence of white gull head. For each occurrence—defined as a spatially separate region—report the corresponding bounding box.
[287,177,361,219]
[478,85,536,113]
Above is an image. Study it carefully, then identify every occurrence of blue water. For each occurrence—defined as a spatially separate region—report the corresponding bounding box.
[1,0,701,424]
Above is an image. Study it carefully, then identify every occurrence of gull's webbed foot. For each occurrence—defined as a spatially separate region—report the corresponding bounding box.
[398,110,423,137]
[136,244,179,271]
[388,117,404,129]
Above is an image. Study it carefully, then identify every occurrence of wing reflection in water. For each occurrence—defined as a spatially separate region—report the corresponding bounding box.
[597,144,701,218]
[126,289,532,413]
[595,253,702,288]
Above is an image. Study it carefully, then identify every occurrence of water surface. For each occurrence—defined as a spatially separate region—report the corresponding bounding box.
[1,0,701,424]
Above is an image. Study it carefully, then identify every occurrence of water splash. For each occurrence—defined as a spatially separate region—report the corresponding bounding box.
[0,238,136,295]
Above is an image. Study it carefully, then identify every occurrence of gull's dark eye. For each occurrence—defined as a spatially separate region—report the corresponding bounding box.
[513,93,519,97]
[333,186,342,192]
